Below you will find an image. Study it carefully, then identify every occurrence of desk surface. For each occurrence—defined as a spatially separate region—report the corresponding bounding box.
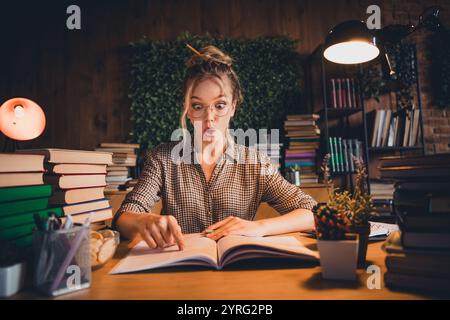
[12,234,447,300]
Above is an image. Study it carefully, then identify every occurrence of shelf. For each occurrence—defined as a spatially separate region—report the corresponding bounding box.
[320,107,363,118]
[369,146,424,152]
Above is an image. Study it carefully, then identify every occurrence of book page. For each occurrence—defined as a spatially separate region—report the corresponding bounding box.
[217,235,319,267]
[110,233,218,274]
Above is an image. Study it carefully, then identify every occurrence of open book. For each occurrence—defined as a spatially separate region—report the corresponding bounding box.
[110,233,319,274]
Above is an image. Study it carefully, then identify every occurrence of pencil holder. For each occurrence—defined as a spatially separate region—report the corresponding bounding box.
[32,224,91,296]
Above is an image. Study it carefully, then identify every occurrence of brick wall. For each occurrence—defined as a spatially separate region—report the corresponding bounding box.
[378,0,450,154]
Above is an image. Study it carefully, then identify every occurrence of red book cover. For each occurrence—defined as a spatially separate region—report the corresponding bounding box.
[331,79,337,108]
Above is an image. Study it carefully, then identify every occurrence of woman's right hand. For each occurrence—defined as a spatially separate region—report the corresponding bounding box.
[135,213,185,250]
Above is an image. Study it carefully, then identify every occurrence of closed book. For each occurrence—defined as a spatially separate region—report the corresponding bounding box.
[106,176,129,183]
[16,148,113,165]
[331,79,337,108]
[0,207,63,230]
[379,154,450,168]
[49,187,105,205]
[0,223,36,241]
[386,253,450,278]
[346,78,352,107]
[99,143,140,149]
[62,198,110,216]
[107,166,129,171]
[0,153,44,173]
[95,148,136,154]
[285,153,316,158]
[107,170,129,176]
[285,161,315,167]
[286,114,320,121]
[351,79,357,107]
[0,184,52,203]
[380,166,450,179]
[402,231,450,249]
[45,163,107,175]
[62,208,113,224]
[385,272,450,292]
[45,174,106,189]
[0,172,44,188]
[0,197,49,217]
[396,212,450,233]
[394,189,450,214]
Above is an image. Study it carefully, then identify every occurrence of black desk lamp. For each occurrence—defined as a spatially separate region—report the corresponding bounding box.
[323,6,444,72]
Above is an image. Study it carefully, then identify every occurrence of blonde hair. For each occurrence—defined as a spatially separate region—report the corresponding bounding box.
[180,45,243,144]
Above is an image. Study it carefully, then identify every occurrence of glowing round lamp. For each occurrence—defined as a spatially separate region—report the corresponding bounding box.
[0,98,46,141]
[323,20,380,64]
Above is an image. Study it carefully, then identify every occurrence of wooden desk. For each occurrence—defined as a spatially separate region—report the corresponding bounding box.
[11,234,446,300]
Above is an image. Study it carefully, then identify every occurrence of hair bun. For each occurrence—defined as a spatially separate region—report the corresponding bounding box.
[186,45,232,68]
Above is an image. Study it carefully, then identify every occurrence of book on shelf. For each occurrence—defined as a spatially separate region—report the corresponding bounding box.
[328,137,362,173]
[329,77,360,109]
[368,108,421,148]
[110,233,319,274]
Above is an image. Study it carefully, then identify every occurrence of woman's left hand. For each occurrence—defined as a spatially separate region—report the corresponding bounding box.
[201,216,267,240]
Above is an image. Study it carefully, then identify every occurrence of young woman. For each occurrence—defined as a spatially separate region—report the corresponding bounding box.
[113,45,317,250]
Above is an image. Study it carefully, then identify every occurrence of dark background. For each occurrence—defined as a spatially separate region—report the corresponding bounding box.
[1,0,449,153]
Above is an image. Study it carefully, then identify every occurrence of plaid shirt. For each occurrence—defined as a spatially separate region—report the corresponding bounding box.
[113,139,317,233]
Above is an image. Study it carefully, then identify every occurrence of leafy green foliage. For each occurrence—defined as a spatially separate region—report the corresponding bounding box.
[128,33,302,149]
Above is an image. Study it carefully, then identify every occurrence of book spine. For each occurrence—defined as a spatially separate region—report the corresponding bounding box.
[329,137,336,173]
[351,78,357,107]
[337,79,342,108]
[346,78,352,108]
[348,139,355,172]
[343,139,349,173]
[331,79,337,108]
[341,79,347,108]
[338,137,344,172]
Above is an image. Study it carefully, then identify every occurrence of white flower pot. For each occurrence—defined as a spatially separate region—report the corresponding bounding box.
[317,234,359,281]
[0,262,26,298]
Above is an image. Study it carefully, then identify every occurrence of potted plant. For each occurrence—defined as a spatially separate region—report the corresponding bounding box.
[313,203,359,281]
[0,240,27,298]
[317,154,375,269]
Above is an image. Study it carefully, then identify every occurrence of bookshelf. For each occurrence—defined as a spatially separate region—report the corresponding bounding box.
[307,43,371,194]
[307,42,427,220]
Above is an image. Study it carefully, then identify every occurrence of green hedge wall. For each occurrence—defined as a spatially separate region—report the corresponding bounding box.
[128,33,302,150]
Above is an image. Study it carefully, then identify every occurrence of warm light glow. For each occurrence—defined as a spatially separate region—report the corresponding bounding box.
[324,41,380,64]
[0,98,46,140]
[14,105,25,118]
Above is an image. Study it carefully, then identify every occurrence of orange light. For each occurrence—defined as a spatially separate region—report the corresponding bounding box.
[0,98,46,141]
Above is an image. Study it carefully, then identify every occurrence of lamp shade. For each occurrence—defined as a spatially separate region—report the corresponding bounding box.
[0,98,46,141]
[323,20,380,64]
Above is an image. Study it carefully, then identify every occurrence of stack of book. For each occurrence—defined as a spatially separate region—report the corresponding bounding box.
[16,149,114,226]
[370,179,395,218]
[0,153,56,247]
[284,114,320,184]
[254,134,283,172]
[368,107,421,148]
[328,137,363,174]
[380,154,450,292]
[95,143,140,191]
[329,77,362,109]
